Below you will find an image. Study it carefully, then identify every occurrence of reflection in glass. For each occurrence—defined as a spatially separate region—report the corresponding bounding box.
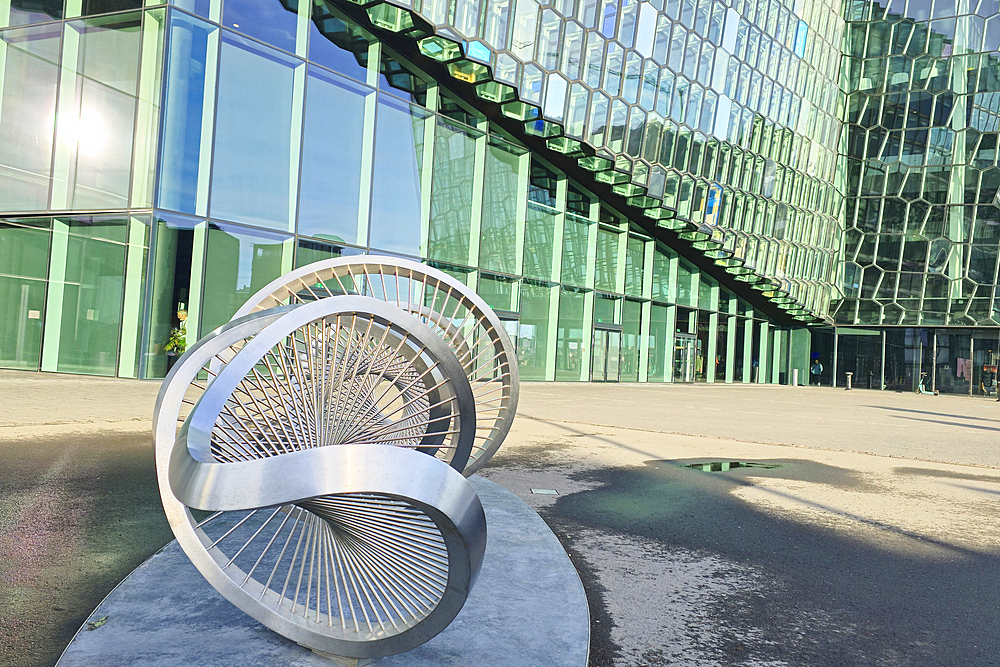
[159,13,217,215]
[427,118,479,265]
[211,33,299,231]
[518,281,552,381]
[308,7,372,82]
[0,25,60,211]
[621,299,641,381]
[55,15,142,211]
[223,0,297,53]
[480,138,524,274]
[369,95,429,257]
[201,224,288,333]
[556,287,586,381]
[298,67,370,245]
[523,202,557,281]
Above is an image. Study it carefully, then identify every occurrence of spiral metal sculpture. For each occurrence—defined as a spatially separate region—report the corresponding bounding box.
[153,258,518,659]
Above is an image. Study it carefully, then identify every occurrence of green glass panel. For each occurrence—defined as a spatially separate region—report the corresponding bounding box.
[0,219,49,369]
[624,235,644,297]
[55,216,129,376]
[201,224,288,334]
[698,273,716,310]
[427,118,479,266]
[478,273,516,312]
[555,288,586,381]
[0,25,60,212]
[522,202,557,281]
[651,248,671,302]
[621,299,641,382]
[594,293,617,325]
[517,281,552,381]
[647,303,669,382]
[595,228,619,292]
[479,138,524,274]
[676,259,695,306]
[561,213,590,288]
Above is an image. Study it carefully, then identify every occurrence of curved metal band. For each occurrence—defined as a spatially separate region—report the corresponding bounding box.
[154,299,488,658]
[179,296,477,473]
[230,256,519,476]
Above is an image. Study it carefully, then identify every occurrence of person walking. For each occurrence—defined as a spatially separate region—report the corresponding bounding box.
[810,358,823,386]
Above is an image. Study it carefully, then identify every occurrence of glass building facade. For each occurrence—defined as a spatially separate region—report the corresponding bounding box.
[0,0,996,390]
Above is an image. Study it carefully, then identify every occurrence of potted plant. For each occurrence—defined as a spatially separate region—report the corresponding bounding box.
[164,324,187,371]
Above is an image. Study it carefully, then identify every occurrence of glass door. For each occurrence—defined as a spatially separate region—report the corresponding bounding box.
[674,334,697,382]
[591,327,622,382]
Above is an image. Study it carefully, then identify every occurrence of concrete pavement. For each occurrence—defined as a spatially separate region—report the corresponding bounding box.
[2,371,999,666]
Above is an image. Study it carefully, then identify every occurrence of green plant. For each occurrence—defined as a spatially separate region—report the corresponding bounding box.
[164,325,187,355]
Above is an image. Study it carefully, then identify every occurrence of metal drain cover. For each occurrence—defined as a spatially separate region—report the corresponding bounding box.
[685,461,782,472]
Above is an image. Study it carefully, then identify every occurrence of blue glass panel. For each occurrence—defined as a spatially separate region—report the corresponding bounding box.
[171,0,212,18]
[222,0,297,53]
[368,94,430,257]
[158,12,216,215]
[298,66,371,245]
[794,20,807,58]
[308,13,370,82]
[466,40,492,62]
[210,33,298,231]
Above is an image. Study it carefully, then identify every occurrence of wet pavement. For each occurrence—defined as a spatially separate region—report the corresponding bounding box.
[2,372,1000,666]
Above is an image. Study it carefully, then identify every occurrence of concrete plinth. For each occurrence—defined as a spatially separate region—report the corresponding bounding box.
[56,477,589,667]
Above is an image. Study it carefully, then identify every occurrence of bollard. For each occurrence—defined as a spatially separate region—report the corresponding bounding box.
[845,372,853,390]
[791,369,799,386]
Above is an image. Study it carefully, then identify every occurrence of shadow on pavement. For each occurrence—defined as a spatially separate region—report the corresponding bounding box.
[529,458,1000,666]
[0,431,173,667]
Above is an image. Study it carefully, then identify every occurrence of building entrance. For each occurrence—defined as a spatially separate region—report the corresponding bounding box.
[591,326,622,382]
[674,334,698,383]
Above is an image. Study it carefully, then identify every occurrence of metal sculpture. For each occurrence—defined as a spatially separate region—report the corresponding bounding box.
[153,258,518,660]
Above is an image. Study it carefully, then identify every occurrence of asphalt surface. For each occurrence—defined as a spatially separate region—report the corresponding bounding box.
[2,372,1000,666]
[0,430,172,667]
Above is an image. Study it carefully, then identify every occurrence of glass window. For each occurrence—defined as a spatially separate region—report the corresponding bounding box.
[561,213,591,287]
[523,202,557,281]
[0,219,50,369]
[479,273,517,312]
[518,281,553,381]
[158,13,217,216]
[307,9,372,82]
[621,299,641,381]
[295,238,361,268]
[2,0,62,27]
[54,15,142,211]
[211,33,300,231]
[0,25,60,212]
[50,216,129,376]
[427,118,480,266]
[369,95,430,257]
[144,211,199,379]
[625,235,644,296]
[223,0,298,52]
[647,303,669,381]
[595,227,620,292]
[556,288,586,381]
[298,66,371,245]
[201,223,288,333]
[480,137,524,275]
[594,293,617,325]
[81,0,141,16]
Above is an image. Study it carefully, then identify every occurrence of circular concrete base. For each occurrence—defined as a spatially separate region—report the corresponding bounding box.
[56,476,589,667]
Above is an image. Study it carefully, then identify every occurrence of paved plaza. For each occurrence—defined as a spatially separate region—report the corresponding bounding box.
[1,371,999,666]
